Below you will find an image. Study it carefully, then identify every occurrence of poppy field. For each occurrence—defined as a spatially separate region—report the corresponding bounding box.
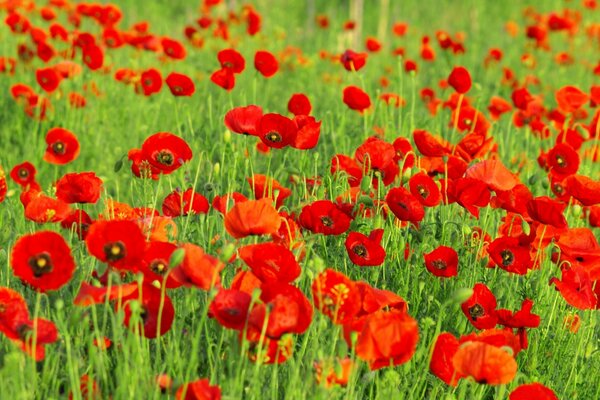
[1,0,600,399]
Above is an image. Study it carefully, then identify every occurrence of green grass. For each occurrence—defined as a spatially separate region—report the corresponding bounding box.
[0,0,599,399]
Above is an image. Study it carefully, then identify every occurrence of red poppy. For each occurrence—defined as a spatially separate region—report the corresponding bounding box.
[555,85,588,114]
[550,265,597,310]
[385,187,425,224]
[43,128,80,165]
[161,37,186,60]
[461,283,498,329]
[166,72,195,96]
[430,333,463,386]
[55,172,103,204]
[314,358,354,388]
[209,288,252,330]
[488,236,532,275]
[82,44,103,70]
[343,86,371,113]
[175,243,224,290]
[413,129,450,156]
[85,220,146,271]
[218,48,245,73]
[254,50,279,77]
[224,105,262,136]
[162,188,209,217]
[247,174,291,208]
[288,93,311,116]
[224,198,281,238]
[73,282,139,306]
[393,137,416,169]
[354,309,419,370]
[257,113,298,149]
[24,193,71,224]
[139,68,162,96]
[210,68,235,90]
[354,137,398,186]
[340,50,367,72]
[345,229,386,266]
[409,172,441,207]
[36,67,61,92]
[452,341,517,384]
[8,316,58,361]
[452,178,491,218]
[299,200,352,235]
[488,96,512,120]
[212,192,248,214]
[238,242,301,283]
[11,231,75,292]
[139,241,181,288]
[424,246,458,278]
[565,175,600,206]
[0,167,6,204]
[448,66,472,94]
[60,209,93,240]
[526,196,567,229]
[547,143,579,177]
[331,155,362,187]
[128,148,160,180]
[312,269,360,324]
[141,132,193,174]
[175,378,221,400]
[497,299,540,330]
[292,115,321,150]
[121,284,175,339]
[509,383,558,400]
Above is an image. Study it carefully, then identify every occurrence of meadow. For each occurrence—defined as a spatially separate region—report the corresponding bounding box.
[0,0,599,399]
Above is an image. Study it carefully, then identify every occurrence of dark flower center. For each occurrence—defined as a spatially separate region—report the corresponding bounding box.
[149,259,169,276]
[469,303,485,320]
[501,249,514,266]
[417,185,429,198]
[552,183,564,195]
[156,150,174,166]
[18,168,29,178]
[555,154,565,167]
[266,131,282,143]
[104,241,126,262]
[17,324,33,341]
[431,260,447,270]
[28,253,53,277]
[52,141,66,155]
[352,244,367,257]
[320,216,334,227]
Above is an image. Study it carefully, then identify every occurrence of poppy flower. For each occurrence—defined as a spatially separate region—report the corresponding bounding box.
[550,266,597,310]
[565,175,600,206]
[461,283,498,329]
[224,105,262,136]
[340,50,367,72]
[174,243,224,290]
[409,172,441,207]
[354,309,419,370]
[224,198,281,238]
[331,155,362,187]
[209,288,252,330]
[55,172,103,204]
[11,231,75,292]
[212,192,248,214]
[8,317,58,361]
[345,229,386,266]
[162,188,209,217]
[430,333,463,386]
[448,66,472,94]
[343,86,371,113]
[85,220,146,271]
[247,174,291,209]
[526,196,567,229]
[121,284,175,339]
[43,128,80,165]
[36,67,61,92]
[509,383,558,400]
[73,282,139,306]
[60,209,94,240]
[498,299,540,330]
[161,37,186,60]
[555,86,588,114]
[211,68,235,91]
[365,37,382,52]
[314,358,354,388]
[218,48,245,73]
[452,178,491,218]
[424,246,458,278]
[139,241,182,288]
[0,167,6,204]
[547,143,579,176]
[413,129,450,157]
[465,159,519,192]
[238,242,301,283]
[488,237,532,275]
[488,96,512,120]
[354,137,398,186]
[141,132,193,174]
[385,187,425,224]
[139,68,162,96]
[257,113,298,149]
[288,93,311,116]
[166,72,195,96]
[393,137,416,169]
[452,341,517,384]
[254,50,279,77]
[299,200,352,235]
[24,193,71,224]
[128,148,160,180]
[312,269,360,324]
[82,44,103,70]
[292,115,321,150]
[175,379,222,400]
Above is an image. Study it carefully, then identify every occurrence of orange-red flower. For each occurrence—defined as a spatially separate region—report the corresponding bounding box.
[224,198,281,238]
[343,86,371,113]
[424,246,459,278]
[509,383,558,400]
[55,172,103,204]
[162,188,209,217]
[312,269,360,324]
[238,242,301,283]
[175,378,221,400]
[43,128,80,165]
[461,283,498,329]
[85,220,146,271]
[121,284,175,339]
[345,229,386,266]
[140,132,193,174]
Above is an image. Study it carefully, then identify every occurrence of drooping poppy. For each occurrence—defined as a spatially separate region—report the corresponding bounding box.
[345,229,386,267]
[55,172,103,204]
[141,132,193,174]
[312,269,360,324]
[288,93,311,116]
[166,72,195,96]
[448,66,471,94]
[85,220,146,271]
[43,127,80,165]
[461,283,498,329]
[254,50,279,77]
[73,282,139,306]
[465,159,519,192]
[412,129,450,157]
[257,113,298,149]
[424,246,459,278]
[224,105,263,136]
[385,187,425,224]
[121,284,175,339]
[550,266,597,310]
[430,332,463,386]
[298,200,352,235]
[452,177,491,218]
[82,44,103,70]
[8,317,58,361]
[139,241,182,288]
[210,67,235,91]
[11,231,75,292]
[162,188,209,217]
[224,198,281,238]
[343,86,371,113]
